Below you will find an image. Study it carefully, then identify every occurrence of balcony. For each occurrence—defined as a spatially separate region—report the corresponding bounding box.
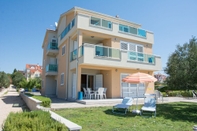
[45,64,58,76]
[70,43,161,71]
[46,42,58,56]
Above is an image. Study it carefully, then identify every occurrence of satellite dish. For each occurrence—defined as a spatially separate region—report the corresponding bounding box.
[55,22,58,28]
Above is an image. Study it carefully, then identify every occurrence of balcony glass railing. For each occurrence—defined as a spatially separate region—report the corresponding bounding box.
[46,64,58,72]
[128,51,155,64]
[119,24,147,38]
[70,49,77,61]
[95,45,120,59]
[78,46,84,57]
[60,18,75,40]
[47,42,58,50]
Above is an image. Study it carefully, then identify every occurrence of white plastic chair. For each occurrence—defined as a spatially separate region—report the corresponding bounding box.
[86,88,95,99]
[95,87,104,99]
[83,88,88,99]
[154,90,163,102]
[103,88,107,99]
[112,97,133,114]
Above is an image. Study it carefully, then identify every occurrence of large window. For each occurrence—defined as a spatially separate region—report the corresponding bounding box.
[121,41,144,61]
[91,17,101,26]
[90,17,112,29]
[61,73,64,85]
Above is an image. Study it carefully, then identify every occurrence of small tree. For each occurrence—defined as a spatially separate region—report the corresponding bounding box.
[12,72,25,88]
[0,71,10,88]
[164,37,197,90]
[34,77,41,89]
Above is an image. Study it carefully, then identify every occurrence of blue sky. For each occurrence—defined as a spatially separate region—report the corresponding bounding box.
[0,0,197,74]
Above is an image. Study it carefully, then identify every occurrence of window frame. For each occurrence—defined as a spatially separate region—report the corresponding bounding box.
[90,16,112,29]
[60,73,64,85]
[62,45,66,56]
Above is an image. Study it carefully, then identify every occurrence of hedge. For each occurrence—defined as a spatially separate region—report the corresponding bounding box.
[2,110,68,131]
[161,90,193,97]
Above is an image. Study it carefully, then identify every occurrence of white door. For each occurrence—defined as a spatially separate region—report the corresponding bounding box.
[95,74,103,90]
[72,74,76,99]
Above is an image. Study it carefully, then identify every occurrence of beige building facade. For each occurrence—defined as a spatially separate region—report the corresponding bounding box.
[41,7,162,99]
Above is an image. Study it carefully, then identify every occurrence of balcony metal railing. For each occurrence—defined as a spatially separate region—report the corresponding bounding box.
[95,45,120,59]
[46,64,58,72]
[128,51,155,64]
[47,42,58,50]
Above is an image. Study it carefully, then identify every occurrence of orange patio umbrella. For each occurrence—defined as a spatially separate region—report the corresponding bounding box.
[122,72,157,114]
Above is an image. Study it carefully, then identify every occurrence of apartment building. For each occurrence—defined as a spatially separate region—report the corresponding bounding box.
[25,64,42,81]
[41,7,162,99]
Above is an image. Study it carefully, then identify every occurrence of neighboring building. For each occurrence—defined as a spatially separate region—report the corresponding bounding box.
[25,64,42,80]
[154,73,167,83]
[41,7,162,99]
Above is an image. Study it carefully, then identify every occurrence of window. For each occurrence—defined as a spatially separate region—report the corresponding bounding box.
[90,17,112,29]
[121,42,128,50]
[102,19,112,29]
[119,24,129,33]
[61,73,64,85]
[91,17,101,26]
[62,45,65,55]
[120,41,144,61]
[129,27,137,35]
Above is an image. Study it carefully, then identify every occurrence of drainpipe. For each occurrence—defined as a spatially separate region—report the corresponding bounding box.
[75,32,79,100]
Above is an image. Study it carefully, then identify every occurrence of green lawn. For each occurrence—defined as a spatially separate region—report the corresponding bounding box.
[54,102,197,131]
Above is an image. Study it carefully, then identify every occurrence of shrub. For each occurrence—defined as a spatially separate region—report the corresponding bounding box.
[2,110,67,131]
[165,90,193,97]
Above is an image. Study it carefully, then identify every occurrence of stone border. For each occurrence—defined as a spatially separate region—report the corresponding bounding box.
[20,93,82,131]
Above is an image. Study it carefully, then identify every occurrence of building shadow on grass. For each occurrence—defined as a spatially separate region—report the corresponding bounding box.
[103,108,138,118]
[155,102,197,123]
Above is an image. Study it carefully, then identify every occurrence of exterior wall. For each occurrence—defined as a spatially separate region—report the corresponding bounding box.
[66,12,75,27]
[57,17,66,37]
[77,14,154,44]
[100,70,112,98]
[57,41,67,99]
[42,30,57,96]
[110,68,155,98]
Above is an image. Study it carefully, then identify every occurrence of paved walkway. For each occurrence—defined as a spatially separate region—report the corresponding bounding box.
[0,85,27,130]
[50,96,197,110]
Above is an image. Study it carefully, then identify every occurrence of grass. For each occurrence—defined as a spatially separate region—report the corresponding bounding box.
[54,102,197,131]
[25,93,51,107]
